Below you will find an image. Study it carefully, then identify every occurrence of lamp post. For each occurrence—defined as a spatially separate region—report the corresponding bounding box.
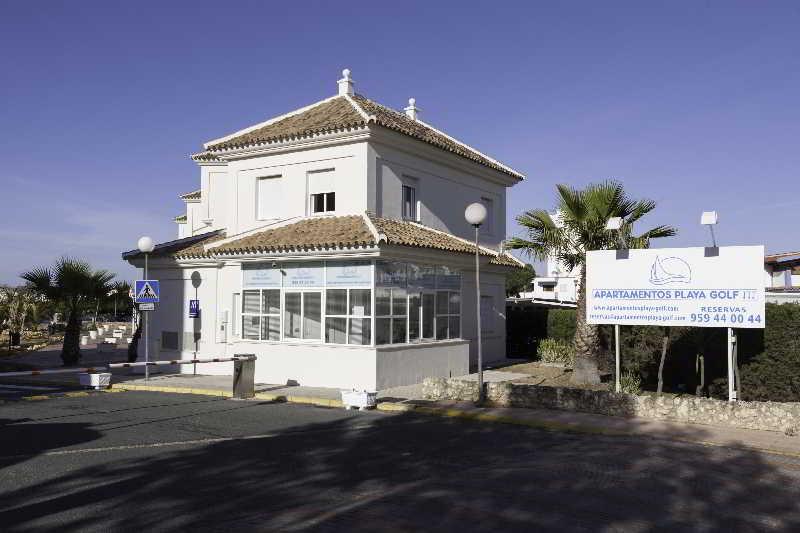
[465,202,487,403]
[137,236,155,381]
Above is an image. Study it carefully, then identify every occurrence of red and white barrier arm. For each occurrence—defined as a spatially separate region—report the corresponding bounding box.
[107,356,256,369]
[0,366,108,378]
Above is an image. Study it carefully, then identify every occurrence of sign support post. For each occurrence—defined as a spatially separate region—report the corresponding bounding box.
[727,328,737,402]
[615,324,621,393]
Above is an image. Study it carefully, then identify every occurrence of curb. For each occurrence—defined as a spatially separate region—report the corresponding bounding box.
[376,402,800,459]
[111,384,344,408]
[0,388,124,404]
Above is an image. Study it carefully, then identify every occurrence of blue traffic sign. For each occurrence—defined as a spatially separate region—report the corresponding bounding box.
[135,280,160,304]
[189,299,200,318]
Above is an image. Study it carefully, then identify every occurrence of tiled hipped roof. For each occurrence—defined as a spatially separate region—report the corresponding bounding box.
[207,215,521,267]
[211,216,374,254]
[203,95,523,180]
[123,216,520,267]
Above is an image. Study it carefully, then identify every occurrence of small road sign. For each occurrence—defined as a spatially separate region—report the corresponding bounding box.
[189,299,200,318]
[135,280,160,304]
[139,303,155,311]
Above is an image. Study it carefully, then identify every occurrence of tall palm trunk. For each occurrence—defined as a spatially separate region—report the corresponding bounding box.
[571,264,601,385]
[61,299,82,366]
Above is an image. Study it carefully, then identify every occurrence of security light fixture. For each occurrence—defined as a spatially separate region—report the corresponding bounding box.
[701,211,718,248]
[605,217,626,250]
[701,211,718,226]
[605,217,623,231]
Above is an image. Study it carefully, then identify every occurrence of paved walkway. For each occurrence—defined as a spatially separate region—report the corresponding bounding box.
[406,401,800,457]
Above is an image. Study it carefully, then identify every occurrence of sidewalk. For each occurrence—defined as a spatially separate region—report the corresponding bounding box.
[392,400,800,458]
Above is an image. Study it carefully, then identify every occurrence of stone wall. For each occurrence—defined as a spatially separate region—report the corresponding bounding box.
[422,378,800,434]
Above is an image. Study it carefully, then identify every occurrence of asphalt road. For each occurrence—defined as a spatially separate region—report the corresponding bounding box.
[0,382,78,401]
[2,392,800,532]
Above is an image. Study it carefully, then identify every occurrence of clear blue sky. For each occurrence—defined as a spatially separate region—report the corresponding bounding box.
[1,1,798,284]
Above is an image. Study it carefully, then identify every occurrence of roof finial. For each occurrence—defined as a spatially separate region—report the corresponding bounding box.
[338,68,354,96]
[404,97,419,120]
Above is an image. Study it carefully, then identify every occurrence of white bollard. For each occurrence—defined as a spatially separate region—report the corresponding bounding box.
[89,330,98,340]
[80,335,89,346]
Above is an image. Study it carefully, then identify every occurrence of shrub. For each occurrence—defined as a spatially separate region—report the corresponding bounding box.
[547,309,576,342]
[722,303,800,402]
[538,338,574,366]
[619,371,642,395]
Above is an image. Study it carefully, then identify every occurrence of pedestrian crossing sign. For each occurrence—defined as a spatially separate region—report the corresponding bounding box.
[135,280,160,304]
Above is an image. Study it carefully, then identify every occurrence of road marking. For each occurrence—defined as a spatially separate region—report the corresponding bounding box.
[0,421,393,461]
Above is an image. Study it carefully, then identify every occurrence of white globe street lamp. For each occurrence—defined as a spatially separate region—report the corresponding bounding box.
[465,202,487,403]
[137,236,155,381]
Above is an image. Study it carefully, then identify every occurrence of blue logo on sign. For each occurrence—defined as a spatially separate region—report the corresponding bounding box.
[649,256,691,285]
[135,280,160,303]
[189,299,200,318]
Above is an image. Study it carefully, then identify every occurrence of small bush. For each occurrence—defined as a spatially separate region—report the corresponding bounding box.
[547,309,576,342]
[538,338,574,366]
[619,371,642,395]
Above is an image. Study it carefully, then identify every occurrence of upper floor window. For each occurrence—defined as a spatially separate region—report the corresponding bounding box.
[481,197,494,235]
[402,185,417,221]
[309,168,336,215]
[311,192,335,214]
[257,175,283,220]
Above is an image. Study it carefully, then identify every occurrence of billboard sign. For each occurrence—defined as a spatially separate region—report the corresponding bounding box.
[586,246,765,328]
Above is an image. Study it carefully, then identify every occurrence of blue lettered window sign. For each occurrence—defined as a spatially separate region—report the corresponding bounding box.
[326,261,371,287]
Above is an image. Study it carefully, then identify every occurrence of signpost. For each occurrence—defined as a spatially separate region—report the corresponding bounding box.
[135,279,160,381]
[586,245,765,401]
[189,299,200,318]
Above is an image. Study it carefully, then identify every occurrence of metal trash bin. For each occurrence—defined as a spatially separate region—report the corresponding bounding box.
[233,354,256,399]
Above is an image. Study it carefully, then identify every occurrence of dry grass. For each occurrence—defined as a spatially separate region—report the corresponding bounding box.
[497,361,611,391]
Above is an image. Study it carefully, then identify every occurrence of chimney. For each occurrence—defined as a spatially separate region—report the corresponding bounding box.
[404,98,419,120]
[338,68,354,96]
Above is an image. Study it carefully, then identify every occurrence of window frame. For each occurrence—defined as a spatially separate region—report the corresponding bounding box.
[402,184,417,221]
[325,288,372,345]
[241,288,281,341]
[310,191,336,214]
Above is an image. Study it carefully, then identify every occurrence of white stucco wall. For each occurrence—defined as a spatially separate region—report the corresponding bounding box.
[370,139,508,250]
[375,340,469,390]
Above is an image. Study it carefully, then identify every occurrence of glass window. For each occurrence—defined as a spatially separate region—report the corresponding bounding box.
[408,293,421,342]
[349,289,371,316]
[326,289,347,315]
[325,317,347,344]
[311,192,335,213]
[325,288,372,345]
[242,289,281,341]
[435,290,461,340]
[349,317,371,346]
[375,286,408,345]
[376,317,391,345]
[402,185,417,220]
[375,288,391,316]
[284,292,301,339]
[303,292,322,340]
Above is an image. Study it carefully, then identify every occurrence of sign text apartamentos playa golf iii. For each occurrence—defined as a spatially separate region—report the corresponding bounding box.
[586,246,765,329]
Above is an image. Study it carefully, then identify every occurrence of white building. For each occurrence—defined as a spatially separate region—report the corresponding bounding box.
[123,69,524,391]
[764,251,800,304]
[512,212,579,306]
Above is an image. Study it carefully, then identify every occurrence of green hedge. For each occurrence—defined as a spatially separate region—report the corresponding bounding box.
[547,309,576,342]
[719,303,800,401]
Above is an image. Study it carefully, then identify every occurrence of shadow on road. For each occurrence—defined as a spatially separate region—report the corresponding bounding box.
[0,408,799,531]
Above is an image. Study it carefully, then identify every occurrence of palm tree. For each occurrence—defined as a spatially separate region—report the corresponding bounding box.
[507,181,677,384]
[22,258,115,366]
[0,287,40,346]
